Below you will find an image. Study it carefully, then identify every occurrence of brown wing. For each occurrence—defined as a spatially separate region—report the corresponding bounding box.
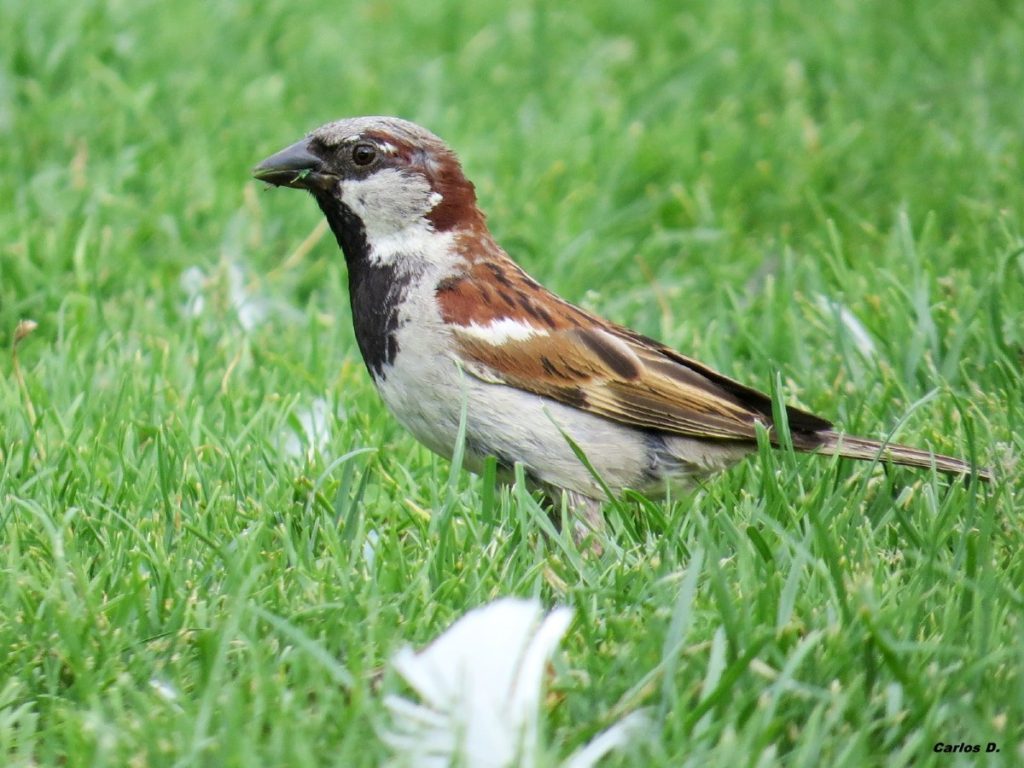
[452,321,831,444]
[606,323,833,436]
[435,252,831,445]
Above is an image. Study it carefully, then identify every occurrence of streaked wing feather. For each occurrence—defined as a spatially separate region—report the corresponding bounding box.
[453,324,782,442]
[609,324,833,434]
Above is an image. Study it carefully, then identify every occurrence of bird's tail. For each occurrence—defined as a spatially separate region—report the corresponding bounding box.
[810,430,992,481]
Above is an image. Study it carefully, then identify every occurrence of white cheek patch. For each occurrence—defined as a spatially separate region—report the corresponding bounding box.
[339,168,437,241]
[457,318,546,344]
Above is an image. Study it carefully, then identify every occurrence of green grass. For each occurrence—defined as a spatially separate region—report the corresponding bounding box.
[2,0,1023,765]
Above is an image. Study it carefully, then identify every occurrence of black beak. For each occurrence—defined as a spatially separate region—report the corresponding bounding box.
[253,138,333,190]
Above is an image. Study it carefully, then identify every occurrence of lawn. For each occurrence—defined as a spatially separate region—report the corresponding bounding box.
[1,0,1022,765]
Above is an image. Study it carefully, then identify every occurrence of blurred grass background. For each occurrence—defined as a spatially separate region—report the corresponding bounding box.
[1,0,1022,765]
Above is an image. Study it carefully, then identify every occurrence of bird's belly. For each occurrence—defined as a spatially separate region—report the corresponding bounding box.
[372,344,744,498]
[372,356,468,466]
[375,366,641,497]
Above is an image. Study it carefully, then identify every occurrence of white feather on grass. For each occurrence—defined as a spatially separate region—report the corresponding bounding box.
[383,598,649,768]
[815,293,877,360]
[179,260,298,331]
[282,396,333,459]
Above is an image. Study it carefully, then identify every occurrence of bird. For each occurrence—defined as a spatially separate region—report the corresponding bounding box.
[253,116,990,526]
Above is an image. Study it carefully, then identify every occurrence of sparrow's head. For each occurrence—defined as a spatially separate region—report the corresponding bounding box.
[254,116,484,258]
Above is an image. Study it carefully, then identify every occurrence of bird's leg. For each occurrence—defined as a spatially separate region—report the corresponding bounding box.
[564,490,607,543]
[532,484,606,554]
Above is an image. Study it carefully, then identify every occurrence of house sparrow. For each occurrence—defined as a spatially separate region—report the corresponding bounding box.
[254,116,990,521]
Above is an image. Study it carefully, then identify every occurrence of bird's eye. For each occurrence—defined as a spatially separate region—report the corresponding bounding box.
[351,143,378,166]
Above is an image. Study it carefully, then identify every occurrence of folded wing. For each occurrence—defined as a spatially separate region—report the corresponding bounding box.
[452,321,831,448]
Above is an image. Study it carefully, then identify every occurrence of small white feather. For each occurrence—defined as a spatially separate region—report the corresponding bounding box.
[815,293,877,359]
[562,710,651,768]
[384,598,570,768]
[282,397,333,458]
[383,598,649,767]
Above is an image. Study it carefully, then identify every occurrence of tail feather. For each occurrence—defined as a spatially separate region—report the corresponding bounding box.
[810,430,992,481]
